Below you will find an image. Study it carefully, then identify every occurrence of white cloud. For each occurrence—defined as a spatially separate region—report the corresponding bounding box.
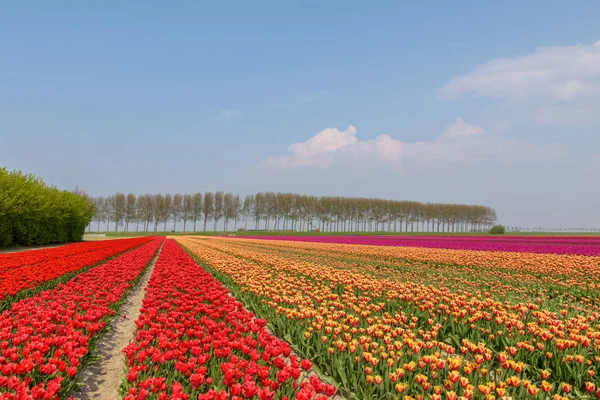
[214,109,242,120]
[289,125,358,157]
[438,40,600,102]
[268,126,358,168]
[440,117,484,138]
[265,118,559,169]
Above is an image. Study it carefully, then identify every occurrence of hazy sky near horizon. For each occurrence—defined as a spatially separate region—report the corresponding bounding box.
[1,1,599,228]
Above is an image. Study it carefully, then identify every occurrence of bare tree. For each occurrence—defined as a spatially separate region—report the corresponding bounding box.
[113,193,126,232]
[253,193,265,230]
[136,195,146,232]
[105,195,115,232]
[223,192,233,232]
[213,191,224,231]
[153,194,166,232]
[93,197,105,232]
[137,194,155,232]
[88,192,498,234]
[163,194,172,232]
[232,194,241,231]
[242,195,254,230]
[202,192,214,232]
[171,193,183,231]
[264,192,277,230]
[134,196,143,232]
[182,194,193,232]
[124,193,136,232]
[192,193,202,232]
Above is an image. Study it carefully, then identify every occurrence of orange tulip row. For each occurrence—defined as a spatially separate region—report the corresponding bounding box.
[175,236,600,400]
[195,237,600,318]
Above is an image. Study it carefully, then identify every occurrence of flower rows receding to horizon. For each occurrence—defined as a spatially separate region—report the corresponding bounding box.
[195,237,600,308]
[237,235,600,256]
[177,236,600,400]
[224,237,600,290]
[121,239,336,400]
[0,237,162,399]
[0,236,155,302]
[0,237,153,270]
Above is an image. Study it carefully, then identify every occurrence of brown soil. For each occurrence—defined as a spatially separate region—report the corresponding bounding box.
[69,243,162,399]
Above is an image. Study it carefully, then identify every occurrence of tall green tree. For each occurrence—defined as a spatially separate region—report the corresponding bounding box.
[0,168,94,247]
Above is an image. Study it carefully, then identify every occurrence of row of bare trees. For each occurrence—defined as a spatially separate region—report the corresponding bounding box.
[89,192,497,233]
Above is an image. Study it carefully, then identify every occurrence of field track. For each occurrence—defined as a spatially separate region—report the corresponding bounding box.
[72,241,163,399]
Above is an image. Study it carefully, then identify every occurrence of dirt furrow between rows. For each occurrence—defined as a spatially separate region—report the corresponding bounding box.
[71,243,163,400]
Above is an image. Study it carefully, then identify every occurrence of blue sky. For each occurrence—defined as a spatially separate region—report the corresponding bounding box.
[1,1,599,228]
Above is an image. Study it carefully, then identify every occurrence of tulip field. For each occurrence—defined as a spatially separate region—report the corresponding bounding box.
[120,240,334,400]
[241,235,600,256]
[0,237,162,398]
[0,237,154,310]
[174,236,600,400]
[1,235,600,399]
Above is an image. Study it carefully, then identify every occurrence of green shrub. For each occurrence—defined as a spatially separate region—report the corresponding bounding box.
[0,167,95,248]
[490,224,506,234]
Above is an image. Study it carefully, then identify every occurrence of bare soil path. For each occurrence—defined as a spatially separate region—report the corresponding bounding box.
[83,234,135,241]
[70,243,163,400]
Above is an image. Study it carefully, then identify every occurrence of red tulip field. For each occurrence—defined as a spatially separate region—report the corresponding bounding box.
[0,237,154,309]
[1,235,599,399]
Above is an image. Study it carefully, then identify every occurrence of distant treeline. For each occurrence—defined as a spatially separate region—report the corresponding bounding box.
[90,192,497,233]
[0,168,95,248]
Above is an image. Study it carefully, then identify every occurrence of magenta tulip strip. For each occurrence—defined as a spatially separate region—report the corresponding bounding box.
[238,235,600,256]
